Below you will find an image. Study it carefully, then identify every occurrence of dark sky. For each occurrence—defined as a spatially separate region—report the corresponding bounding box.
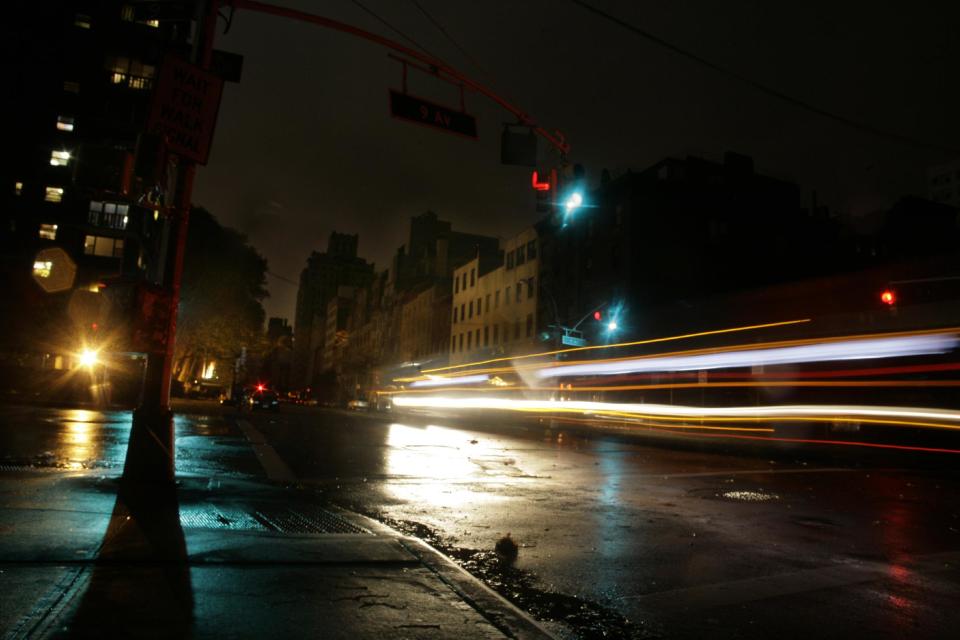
[192,0,960,321]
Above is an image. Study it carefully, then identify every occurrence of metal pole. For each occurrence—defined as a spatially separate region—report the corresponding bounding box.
[123,0,220,484]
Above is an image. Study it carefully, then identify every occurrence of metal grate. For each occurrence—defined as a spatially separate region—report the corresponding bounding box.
[253,505,371,535]
[179,505,268,531]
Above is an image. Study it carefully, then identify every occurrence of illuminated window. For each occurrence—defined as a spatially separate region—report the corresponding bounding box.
[33,261,53,278]
[84,235,124,258]
[121,5,135,21]
[144,19,160,28]
[63,80,80,93]
[49,150,71,166]
[44,187,64,203]
[39,224,58,240]
[105,56,155,90]
[56,116,75,132]
[15,181,23,195]
[88,201,130,229]
[74,14,92,28]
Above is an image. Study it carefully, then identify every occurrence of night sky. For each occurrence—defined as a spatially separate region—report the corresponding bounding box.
[192,0,960,321]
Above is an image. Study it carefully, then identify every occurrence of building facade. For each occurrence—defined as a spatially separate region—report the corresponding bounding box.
[450,228,538,365]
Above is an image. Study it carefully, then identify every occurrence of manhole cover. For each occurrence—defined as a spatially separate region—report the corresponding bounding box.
[720,490,779,502]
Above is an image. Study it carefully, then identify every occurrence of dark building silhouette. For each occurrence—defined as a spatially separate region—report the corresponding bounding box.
[261,317,293,392]
[1,2,199,402]
[537,152,834,340]
[292,232,373,390]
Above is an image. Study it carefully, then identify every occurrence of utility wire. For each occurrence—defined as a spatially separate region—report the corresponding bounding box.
[408,0,494,85]
[572,0,960,155]
[349,0,443,64]
[267,270,299,287]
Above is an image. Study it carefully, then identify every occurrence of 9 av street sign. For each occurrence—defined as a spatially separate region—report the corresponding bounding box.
[389,90,477,139]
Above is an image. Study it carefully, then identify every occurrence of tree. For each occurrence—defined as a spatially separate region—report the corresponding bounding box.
[173,207,268,388]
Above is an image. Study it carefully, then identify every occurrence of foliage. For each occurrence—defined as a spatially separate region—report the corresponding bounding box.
[173,207,268,381]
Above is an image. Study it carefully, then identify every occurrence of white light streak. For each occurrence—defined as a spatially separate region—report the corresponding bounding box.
[535,334,959,379]
[409,374,490,388]
[390,395,960,426]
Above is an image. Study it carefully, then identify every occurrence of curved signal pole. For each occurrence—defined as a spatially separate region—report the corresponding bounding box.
[229,0,571,155]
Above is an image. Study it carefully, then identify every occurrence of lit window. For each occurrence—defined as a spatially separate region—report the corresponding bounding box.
[49,150,71,166]
[121,5,135,21]
[33,261,53,279]
[44,187,64,203]
[145,19,160,28]
[74,14,92,28]
[110,72,126,85]
[39,224,58,240]
[56,115,75,132]
[63,80,80,93]
[15,181,23,195]
[84,235,124,258]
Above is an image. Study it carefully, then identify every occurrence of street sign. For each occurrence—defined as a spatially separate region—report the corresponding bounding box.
[561,334,587,347]
[146,55,224,165]
[389,90,477,139]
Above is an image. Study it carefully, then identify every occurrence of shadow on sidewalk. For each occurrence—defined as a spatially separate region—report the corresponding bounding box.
[57,481,194,638]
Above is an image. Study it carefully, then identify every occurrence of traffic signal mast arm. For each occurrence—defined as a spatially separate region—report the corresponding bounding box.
[229,0,571,155]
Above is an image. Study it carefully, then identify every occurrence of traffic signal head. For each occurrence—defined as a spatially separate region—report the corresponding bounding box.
[880,289,896,305]
[593,310,602,321]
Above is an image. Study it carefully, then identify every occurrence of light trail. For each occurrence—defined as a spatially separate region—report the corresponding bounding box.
[383,379,960,394]
[409,374,490,388]
[410,318,811,376]
[390,396,960,431]
[535,333,959,379]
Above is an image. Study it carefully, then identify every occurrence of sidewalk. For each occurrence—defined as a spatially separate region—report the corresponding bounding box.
[0,468,553,639]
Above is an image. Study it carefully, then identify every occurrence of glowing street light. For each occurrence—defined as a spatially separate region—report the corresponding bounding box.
[607,320,618,332]
[79,349,99,368]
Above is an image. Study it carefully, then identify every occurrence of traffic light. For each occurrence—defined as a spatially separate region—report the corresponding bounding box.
[593,310,602,321]
[880,289,896,306]
[532,168,557,213]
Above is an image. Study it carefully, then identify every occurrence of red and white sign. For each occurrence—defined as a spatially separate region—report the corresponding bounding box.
[147,55,224,165]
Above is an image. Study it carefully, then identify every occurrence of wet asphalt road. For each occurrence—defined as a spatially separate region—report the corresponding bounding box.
[2,400,960,639]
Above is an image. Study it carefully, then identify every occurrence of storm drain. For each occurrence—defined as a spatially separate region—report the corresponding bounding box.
[179,505,267,531]
[252,505,371,535]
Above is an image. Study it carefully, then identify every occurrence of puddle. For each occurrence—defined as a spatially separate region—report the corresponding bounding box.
[374,516,661,639]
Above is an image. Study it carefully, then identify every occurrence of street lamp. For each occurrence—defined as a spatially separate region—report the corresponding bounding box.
[79,349,99,368]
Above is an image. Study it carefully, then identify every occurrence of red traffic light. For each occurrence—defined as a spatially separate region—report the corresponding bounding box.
[593,310,602,321]
[256,384,265,392]
[880,290,896,306]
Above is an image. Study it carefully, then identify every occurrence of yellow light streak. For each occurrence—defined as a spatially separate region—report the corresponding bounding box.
[390,395,960,432]
[415,318,812,376]
[398,325,960,384]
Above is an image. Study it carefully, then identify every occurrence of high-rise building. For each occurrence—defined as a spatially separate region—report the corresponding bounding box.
[292,232,373,390]
[1,1,200,401]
